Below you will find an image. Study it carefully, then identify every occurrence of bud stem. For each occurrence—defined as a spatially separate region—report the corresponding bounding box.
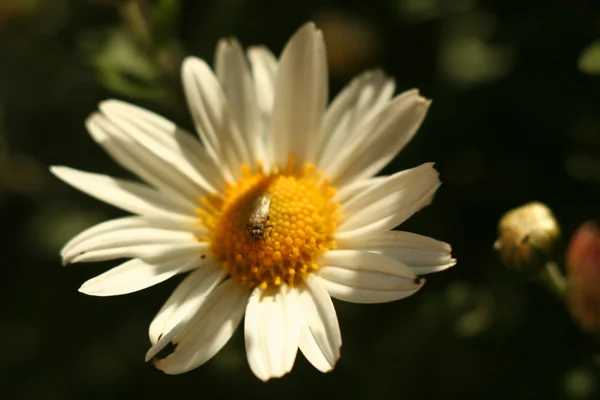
[538,261,567,301]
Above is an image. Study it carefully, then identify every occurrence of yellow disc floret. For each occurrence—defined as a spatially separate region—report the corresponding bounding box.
[197,158,339,290]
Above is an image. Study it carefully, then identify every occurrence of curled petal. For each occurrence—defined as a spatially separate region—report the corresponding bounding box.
[154,280,249,374]
[297,275,342,372]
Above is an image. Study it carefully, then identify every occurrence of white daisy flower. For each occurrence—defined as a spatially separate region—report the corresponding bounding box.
[52,22,456,381]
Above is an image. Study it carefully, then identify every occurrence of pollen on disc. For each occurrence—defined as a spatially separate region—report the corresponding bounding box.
[197,159,339,289]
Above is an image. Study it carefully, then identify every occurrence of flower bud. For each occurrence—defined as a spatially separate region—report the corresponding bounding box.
[566,222,600,333]
[494,202,560,274]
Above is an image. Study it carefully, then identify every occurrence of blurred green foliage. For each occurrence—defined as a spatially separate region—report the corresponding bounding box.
[82,27,166,100]
[1,0,600,399]
[579,40,600,75]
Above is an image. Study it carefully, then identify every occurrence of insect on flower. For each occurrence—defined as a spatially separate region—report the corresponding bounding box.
[247,194,273,241]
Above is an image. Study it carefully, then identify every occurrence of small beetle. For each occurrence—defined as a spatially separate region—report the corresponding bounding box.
[247,194,273,241]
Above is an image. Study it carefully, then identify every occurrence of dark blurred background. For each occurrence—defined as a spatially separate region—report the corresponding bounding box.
[2,0,600,398]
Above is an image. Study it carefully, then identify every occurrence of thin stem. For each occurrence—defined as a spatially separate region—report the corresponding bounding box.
[538,261,568,301]
[120,0,153,51]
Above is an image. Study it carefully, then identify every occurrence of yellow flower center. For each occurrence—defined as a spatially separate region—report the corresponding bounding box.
[197,158,340,290]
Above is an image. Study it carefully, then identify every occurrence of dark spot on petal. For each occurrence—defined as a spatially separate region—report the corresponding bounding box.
[414,276,425,285]
[152,340,178,361]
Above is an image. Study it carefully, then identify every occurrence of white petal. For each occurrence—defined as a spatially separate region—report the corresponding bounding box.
[297,275,341,372]
[314,250,422,304]
[247,46,278,167]
[298,326,331,372]
[97,101,226,195]
[338,163,439,231]
[63,225,201,264]
[60,218,203,261]
[245,284,300,381]
[79,256,202,297]
[50,166,197,227]
[68,240,206,265]
[336,164,441,240]
[182,57,250,179]
[87,113,207,206]
[215,39,263,163]
[314,275,422,304]
[269,22,327,165]
[247,46,278,122]
[317,69,395,172]
[326,90,431,187]
[338,230,456,275]
[154,280,249,374]
[148,261,225,344]
[321,249,416,282]
[61,217,153,260]
[334,176,385,205]
[348,71,396,128]
[317,264,418,291]
[146,262,226,358]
